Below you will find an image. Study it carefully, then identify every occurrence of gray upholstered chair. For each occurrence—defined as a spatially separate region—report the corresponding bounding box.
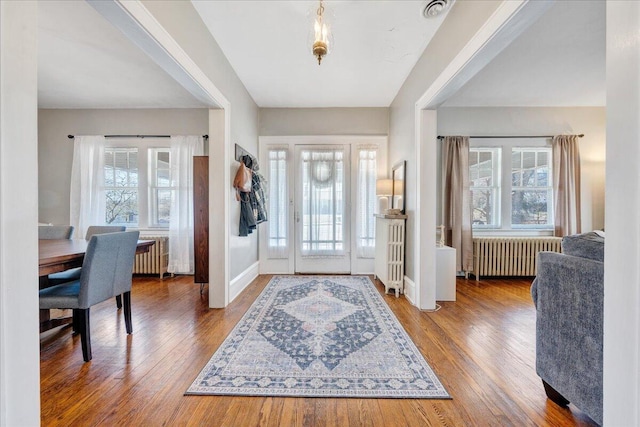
[531,232,604,425]
[86,226,128,308]
[38,225,74,240]
[39,231,140,362]
[47,225,126,287]
[85,225,126,239]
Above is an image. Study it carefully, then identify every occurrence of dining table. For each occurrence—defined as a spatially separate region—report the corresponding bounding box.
[38,238,155,332]
[39,238,155,278]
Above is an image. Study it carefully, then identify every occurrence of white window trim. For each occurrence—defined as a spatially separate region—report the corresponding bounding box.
[104,137,171,231]
[148,147,172,228]
[470,138,554,236]
[511,147,553,230]
[258,135,388,275]
[266,146,289,259]
[355,145,378,259]
[469,147,501,229]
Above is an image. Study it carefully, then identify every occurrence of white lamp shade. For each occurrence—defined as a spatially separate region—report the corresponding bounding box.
[376,179,393,196]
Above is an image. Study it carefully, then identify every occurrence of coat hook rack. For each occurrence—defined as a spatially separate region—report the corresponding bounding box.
[235,143,255,163]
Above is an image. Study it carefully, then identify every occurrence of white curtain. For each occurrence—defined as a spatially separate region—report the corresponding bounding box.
[70,135,106,239]
[300,149,345,255]
[267,148,288,258]
[356,146,377,258]
[168,135,204,274]
[552,135,581,236]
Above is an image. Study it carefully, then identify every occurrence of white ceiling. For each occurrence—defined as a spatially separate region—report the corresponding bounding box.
[442,0,605,108]
[37,1,208,109]
[36,0,605,110]
[191,0,450,108]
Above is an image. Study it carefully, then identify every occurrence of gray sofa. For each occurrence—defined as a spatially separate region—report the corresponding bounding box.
[531,232,604,425]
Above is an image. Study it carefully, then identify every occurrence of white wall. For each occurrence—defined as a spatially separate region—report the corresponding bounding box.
[260,108,389,137]
[604,1,640,424]
[38,108,209,225]
[0,2,40,425]
[389,0,503,282]
[140,0,260,281]
[437,107,606,231]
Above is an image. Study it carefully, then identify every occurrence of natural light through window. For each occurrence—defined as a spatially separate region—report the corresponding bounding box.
[301,149,345,254]
[267,148,288,258]
[150,148,172,227]
[511,148,553,228]
[104,139,171,229]
[470,145,553,231]
[356,147,377,258]
[105,148,139,226]
[470,148,501,228]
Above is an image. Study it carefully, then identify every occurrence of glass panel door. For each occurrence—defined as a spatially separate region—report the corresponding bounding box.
[294,145,350,273]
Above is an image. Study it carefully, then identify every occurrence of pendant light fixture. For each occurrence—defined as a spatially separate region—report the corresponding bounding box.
[312,0,330,65]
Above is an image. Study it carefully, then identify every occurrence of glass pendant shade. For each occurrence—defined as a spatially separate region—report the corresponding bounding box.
[311,0,332,65]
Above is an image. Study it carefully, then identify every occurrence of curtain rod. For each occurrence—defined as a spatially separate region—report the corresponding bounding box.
[67,134,208,139]
[437,134,584,140]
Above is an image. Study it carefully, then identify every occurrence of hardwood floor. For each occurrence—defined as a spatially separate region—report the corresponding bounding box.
[40,275,598,426]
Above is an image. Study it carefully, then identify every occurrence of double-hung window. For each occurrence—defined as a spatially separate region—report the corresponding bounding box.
[104,148,139,226]
[469,148,501,228]
[469,144,553,232]
[511,148,553,228]
[149,148,172,227]
[104,139,171,229]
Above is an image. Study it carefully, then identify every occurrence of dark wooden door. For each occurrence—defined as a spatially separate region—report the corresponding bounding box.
[193,156,209,283]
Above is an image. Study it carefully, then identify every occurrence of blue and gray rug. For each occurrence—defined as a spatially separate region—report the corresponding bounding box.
[186,276,450,398]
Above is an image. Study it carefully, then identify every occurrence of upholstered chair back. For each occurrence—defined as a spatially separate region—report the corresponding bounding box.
[77,231,139,309]
[85,225,126,240]
[39,225,74,240]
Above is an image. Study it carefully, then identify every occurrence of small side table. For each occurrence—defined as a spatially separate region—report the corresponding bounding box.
[436,246,456,301]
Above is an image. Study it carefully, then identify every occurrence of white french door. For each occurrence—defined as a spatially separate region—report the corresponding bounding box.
[294,145,350,273]
[259,136,386,275]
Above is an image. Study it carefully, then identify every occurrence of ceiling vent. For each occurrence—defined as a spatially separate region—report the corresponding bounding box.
[423,0,450,18]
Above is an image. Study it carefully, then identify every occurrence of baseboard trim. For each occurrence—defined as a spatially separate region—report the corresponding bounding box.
[404,276,416,306]
[229,261,259,303]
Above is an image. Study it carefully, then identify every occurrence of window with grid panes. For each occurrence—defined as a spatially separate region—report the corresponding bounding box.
[150,148,172,227]
[468,145,554,231]
[511,148,553,228]
[469,148,501,228]
[104,148,139,226]
[104,139,171,229]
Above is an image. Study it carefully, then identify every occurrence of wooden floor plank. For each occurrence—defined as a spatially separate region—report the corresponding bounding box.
[40,274,598,426]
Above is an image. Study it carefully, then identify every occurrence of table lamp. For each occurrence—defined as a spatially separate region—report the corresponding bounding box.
[376,179,393,214]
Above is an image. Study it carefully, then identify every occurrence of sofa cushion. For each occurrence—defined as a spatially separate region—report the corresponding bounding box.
[561,232,604,262]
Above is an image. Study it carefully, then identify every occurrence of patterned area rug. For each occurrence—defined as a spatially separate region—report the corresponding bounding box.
[186,276,450,398]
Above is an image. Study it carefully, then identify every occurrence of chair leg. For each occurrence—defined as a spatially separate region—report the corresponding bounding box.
[72,309,80,334]
[77,308,92,362]
[115,294,122,309]
[542,380,570,407]
[123,291,133,334]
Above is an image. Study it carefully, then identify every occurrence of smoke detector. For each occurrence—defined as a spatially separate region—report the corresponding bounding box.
[423,0,450,18]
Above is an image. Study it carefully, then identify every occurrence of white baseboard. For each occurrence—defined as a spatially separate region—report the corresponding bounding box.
[229,261,259,303]
[404,276,416,305]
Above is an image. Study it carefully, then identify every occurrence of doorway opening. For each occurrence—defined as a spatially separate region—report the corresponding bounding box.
[258,136,387,275]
